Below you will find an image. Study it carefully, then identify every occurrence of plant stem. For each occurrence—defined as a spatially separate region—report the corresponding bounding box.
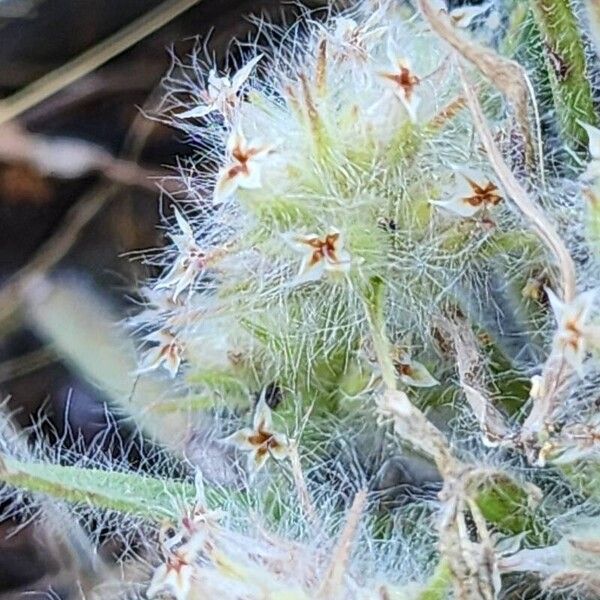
[530,0,598,149]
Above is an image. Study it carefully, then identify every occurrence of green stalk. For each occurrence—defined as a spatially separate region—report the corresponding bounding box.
[530,0,598,149]
[0,457,199,520]
[362,276,397,389]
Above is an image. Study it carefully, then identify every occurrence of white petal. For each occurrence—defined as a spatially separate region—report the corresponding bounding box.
[164,349,182,378]
[582,159,600,182]
[585,324,600,350]
[333,16,358,39]
[284,232,322,254]
[226,128,247,155]
[253,393,273,431]
[431,197,480,218]
[228,427,257,447]
[172,266,197,301]
[269,435,289,460]
[293,260,327,285]
[193,470,207,506]
[572,288,598,323]
[230,54,263,91]
[545,287,565,324]
[250,448,270,471]
[398,360,439,388]
[138,347,164,374]
[178,103,216,119]
[578,120,600,160]
[325,247,352,273]
[214,167,241,203]
[174,208,194,239]
[237,162,263,190]
[208,70,230,92]
[147,564,169,599]
[396,88,420,123]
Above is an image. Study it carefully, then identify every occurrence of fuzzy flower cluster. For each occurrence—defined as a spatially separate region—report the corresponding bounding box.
[4,1,600,600]
[123,1,600,596]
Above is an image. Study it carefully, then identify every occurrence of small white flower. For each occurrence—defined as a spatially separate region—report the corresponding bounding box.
[179,54,263,121]
[578,120,600,183]
[379,52,421,123]
[547,287,600,376]
[157,209,228,300]
[432,170,502,218]
[181,471,224,533]
[213,128,274,203]
[223,391,289,471]
[147,545,197,600]
[394,354,439,388]
[138,330,183,378]
[286,228,352,284]
[156,209,206,300]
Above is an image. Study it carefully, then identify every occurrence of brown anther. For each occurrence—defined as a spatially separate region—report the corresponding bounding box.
[247,428,283,456]
[305,233,341,267]
[463,178,502,208]
[564,319,583,351]
[382,66,420,100]
[394,362,413,377]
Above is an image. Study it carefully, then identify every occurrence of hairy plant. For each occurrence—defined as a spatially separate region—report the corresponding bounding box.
[2,0,600,598]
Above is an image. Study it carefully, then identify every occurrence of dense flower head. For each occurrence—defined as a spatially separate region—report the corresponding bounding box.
[136,0,581,409]
[18,1,595,599]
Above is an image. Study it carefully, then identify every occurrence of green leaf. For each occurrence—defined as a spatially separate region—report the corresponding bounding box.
[148,395,215,413]
[417,561,452,600]
[0,457,199,520]
[475,477,549,545]
[530,0,598,150]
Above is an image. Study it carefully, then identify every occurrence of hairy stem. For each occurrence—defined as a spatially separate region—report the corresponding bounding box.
[530,0,598,149]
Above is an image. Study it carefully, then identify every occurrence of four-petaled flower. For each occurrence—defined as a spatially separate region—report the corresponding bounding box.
[379,55,421,122]
[179,54,263,121]
[547,287,600,376]
[139,330,184,378]
[393,352,439,388]
[157,209,226,300]
[286,228,352,284]
[147,544,197,600]
[224,391,289,471]
[578,120,600,184]
[432,170,502,218]
[213,128,274,203]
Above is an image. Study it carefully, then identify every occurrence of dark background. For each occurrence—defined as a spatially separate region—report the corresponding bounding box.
[0,1,324,596]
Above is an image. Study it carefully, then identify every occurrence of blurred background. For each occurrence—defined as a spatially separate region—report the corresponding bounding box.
[0,0,324,596]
